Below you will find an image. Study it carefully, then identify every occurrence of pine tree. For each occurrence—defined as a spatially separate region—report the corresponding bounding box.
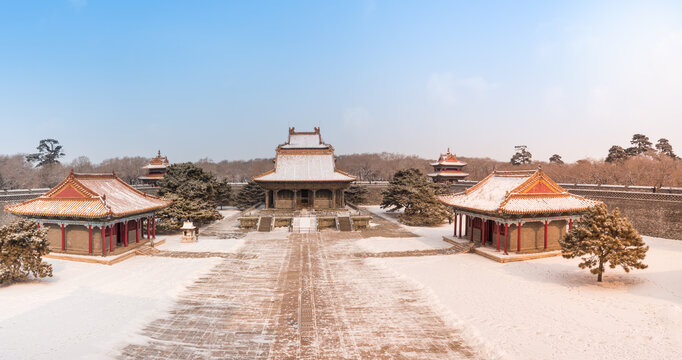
[559,203,648,282]
[630,133,653,155]
[606,145,627,163]
[381,168,450,225]
[0,219,53,284]
[156,162,223,231]
[215,179,232,209]
[549,154,564,164]
[399,185,452,226]
[510,145,532,165]
[234,181,265,210]
[655,138,678,159]
[345,184,369,205]
[381,168,426,211]
[25,139,65,167]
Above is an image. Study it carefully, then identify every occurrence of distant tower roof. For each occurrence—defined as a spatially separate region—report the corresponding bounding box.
[142,151,169,169]
[431,149,467,167]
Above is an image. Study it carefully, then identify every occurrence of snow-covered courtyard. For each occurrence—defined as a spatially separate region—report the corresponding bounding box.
[363,206,682,359]
[0,256,223,359]
[0,206,680,359]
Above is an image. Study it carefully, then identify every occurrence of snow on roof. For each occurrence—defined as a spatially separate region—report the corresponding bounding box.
[432,150,467,167]
[430,161,467,166]
[254,154,355,182]
[500,195,601,214]
[142,163,168,169]
[281,134,328,149]
[439,169,600,215]
[5,172,170,219]
[428,172,470,177]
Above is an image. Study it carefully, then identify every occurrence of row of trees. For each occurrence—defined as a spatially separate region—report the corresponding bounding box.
[607,134,677,162]
[3,151,681,190]
[0,154,150,189]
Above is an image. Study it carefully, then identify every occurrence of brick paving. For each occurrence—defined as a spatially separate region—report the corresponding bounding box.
[119,224,478,359]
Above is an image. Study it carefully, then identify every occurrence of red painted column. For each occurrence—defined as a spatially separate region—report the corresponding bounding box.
[147,217,151,239]
[470,217,474,242]
[61,224,66,251]
[109,225,114,252]
[136,220,139,243]
[481,220,485,246]
[101,226,106,256]
[36,222,40,229]
[458,214,462,238]
[517,221,522,253]
[453,212,457,236]
[152,216,156,239]
[88,225,93,254]
[504,224,509,255]
[569,218,573,230]
[544,220,548,250]
[496,222,501,251]
[123,221,128,247]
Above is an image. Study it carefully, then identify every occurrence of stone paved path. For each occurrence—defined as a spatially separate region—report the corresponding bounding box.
[119,228,478,359]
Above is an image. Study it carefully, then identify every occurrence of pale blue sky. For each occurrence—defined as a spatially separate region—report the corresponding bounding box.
[1,1,681,163]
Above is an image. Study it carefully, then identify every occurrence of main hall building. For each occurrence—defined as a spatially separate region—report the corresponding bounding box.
[253,127,356,210]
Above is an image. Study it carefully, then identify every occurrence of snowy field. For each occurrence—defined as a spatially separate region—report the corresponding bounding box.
[363,205,682,359]
[157,234,245,253]
[355,236,451,253]
[365,205,465,238]
[0,254,222,359]
[370,236,682,360]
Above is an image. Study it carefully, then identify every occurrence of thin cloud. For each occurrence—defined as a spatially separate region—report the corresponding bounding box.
[428,73,498,106]
[68,0,87,9]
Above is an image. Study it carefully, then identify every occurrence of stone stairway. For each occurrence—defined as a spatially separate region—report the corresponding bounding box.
[258,216,273,232]
[337,216,352,231]
[441,236,476,253]
[292,216,318,233]
[135,244,160,256]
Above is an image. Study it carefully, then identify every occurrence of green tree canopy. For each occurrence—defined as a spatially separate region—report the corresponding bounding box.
[215,179,232,209]
[605,145,627,163]
[0,219,53,284]
[344,184,369,205]
[655,138,677,159]
[155,162,223,231]
[381,168,451,225]
[560,203,648,282]
[549,154,564,164]
[510,145,532,165]
[628,133,653,155]
[25,139,65,167]
[234,181,265,210]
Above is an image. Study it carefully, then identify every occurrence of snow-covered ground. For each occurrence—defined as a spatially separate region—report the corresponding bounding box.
[369,235,682,360]
[365,205,464,239]
[363,205,682,359]
[357,206,458,253]
[355,236,451,253]
[0,256,222,360]
[157,234,245,253]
